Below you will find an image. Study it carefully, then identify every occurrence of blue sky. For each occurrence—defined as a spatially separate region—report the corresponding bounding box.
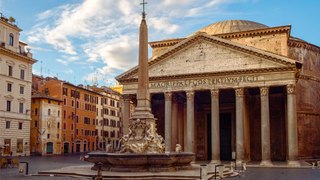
[1,0,319,86]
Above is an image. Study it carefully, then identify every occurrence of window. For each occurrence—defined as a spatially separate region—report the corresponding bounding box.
[57,122,60,129]
[7,83,12,92]
[63,123,66,130]
[6,121,10,129]
[84,117,90,124]
[18,122,23,130]
[63,87,68,96]
[34,120,38,127]
[63,98,66,105]
[72,100,74,107]
[63,110,66,119]
[9,33,14,46]
[48,109,51,115]
[47,134,50,139]
[20,86,24,94]
[6,101,11,112]
[19,103,24,113]
[58,110,60,117]
[76,101,79,108]
[35,108,38,115]
[8,66,13,76]
[16,139,23,153]
[20,69,25,80]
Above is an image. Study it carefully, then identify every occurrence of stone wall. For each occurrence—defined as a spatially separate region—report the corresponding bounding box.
[289,44,320,158]
[229,32,288,56]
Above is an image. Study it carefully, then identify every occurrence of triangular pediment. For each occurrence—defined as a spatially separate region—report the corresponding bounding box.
[116,33,298,81]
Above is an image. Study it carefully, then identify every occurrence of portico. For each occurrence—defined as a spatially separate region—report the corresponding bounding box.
[117,24,303,165]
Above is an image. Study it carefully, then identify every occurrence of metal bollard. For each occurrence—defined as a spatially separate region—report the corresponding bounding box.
[214,164,224,180]
[230,162,235,172]
[200,164,207,180]
[95,162,103,180]
[19,162,29,175]
[242,162,246,171]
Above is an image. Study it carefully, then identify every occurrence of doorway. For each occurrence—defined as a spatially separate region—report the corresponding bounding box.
[63,142,69,153]
[46,142,53,154]
[220,113,232,160]
[76,141,81,152]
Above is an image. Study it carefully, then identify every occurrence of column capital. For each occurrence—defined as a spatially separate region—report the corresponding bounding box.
[164,92,172,101]
[286,84,296,94]
[260,86,269,96]
[186,91,195,100]
[235,88,244,97]
[210,89,219,97]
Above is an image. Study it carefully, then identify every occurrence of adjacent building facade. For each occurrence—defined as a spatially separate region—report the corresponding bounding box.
[0,15,36,156]
[30,92,62,155]
[91,86,122,151]
[32,76,123,154]
[117,20,320,165]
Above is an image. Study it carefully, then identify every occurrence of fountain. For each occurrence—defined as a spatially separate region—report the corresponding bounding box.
[84,0,195,172]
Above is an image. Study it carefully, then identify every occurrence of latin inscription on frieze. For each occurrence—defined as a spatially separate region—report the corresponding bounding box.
[150,75,258,89]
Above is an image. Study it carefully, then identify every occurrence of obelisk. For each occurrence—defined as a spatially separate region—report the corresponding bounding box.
[133,2,153,118]
[120,1,164,153]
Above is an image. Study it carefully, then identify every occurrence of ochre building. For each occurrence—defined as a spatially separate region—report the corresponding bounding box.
[117,20,320,166]
[30,92,62,155]
[33,76,99,154]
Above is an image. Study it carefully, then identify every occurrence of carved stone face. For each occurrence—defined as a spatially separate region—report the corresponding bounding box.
[134,127,145,140]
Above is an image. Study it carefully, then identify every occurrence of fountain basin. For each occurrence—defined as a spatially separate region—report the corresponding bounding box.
[84,151,195,172]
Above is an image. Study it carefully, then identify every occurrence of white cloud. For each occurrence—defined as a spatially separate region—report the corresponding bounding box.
[56,55,80,65]
[26,0,253,86]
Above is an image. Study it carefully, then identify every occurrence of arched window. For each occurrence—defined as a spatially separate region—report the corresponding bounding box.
[9,33,14,46]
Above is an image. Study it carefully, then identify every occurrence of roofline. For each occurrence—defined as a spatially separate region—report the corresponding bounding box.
[0,46,37,64]
[62,82,102,96]
[0,17,22,32]
[288,37,320,52]
[149,25,291,48]
[32,95,63,102]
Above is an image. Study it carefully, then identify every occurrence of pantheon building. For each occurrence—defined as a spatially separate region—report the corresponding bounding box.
[117,20,320,165]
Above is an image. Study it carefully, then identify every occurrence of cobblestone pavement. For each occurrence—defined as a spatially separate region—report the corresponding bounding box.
[1,155,320,179]
[0,154,90,179]
[233,167,320,180]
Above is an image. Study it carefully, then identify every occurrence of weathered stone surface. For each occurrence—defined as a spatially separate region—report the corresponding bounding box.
[147,41,287,78]
[84,151,195,172]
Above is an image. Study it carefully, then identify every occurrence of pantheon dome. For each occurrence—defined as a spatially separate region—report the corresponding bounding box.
[195,20,269,35]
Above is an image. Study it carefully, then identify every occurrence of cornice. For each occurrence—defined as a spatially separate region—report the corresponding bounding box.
[0,18,22,32]
[215,25,291,39]
[299,74,320,83]
[117,33,298,82]
[297,111,320,117]
[0,47,37,64]
[288,38,320,53]
[148,26,291,48]
[149,38,185,48]
[121,67,296,83]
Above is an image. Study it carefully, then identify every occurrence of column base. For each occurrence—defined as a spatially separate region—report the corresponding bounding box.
[209,160,221,165]
[287,160,300,167]
[260,160,273,166]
